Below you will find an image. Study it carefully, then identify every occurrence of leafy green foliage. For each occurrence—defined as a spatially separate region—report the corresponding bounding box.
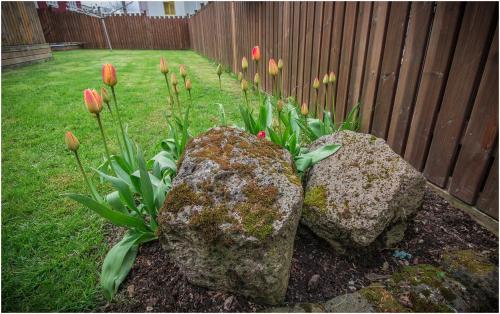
[239,95,273,135]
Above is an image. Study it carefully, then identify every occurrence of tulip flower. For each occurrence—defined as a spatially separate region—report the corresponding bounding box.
[254,72,260,86]
[216,64,223,91]
[65,131,80,152]
[257,130,266,139]
[83,89,111,162]
[84,89,103,114]
[301,102,309,116]
[101,87,113,115]
[323,74,329,85]
[278,59,283,71]
[65,131,95,197]
[252,46,261,61]
[312,78,320,117]
[171,73,178,86]
[268,59,278,76]
[185,79,192,102]
[160,57,169,74]
[238,72,243,82]
[241,57,248,73]
[313,78,320,89]
[179,64,187,78]
[329,71,336,84]
[102,64,117,87]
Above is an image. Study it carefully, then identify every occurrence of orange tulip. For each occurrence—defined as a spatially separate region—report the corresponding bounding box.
[102,64,117,87]
[185,79,192,91]
[65,131,80,152]
[301,102,309,116]
[83,89,103,114]
[268,59,278,76]
[179,64,187,78]
[252,46,261,61]
[160,57,169,74]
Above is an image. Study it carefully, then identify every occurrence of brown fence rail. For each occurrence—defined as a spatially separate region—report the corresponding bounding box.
[189,2,499,219]
[38,9,190,49]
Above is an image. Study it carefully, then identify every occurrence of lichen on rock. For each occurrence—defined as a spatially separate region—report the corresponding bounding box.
[158,127,303,305]
[302,131,426,251]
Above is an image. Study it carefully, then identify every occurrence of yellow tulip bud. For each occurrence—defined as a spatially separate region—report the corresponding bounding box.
[301,102,309,116]
[160,57,169,74]
[278,59,284,70]
[323,74,329,85]
[171,73,178,86]
[241,79,248,92]
[254,73,260,86]
[313,78,320,89]
[268,59,278,76]
[179,64,187,78]
[65,131,79,152]
[241,57,248,71]
[329,71,336,84]
[216,64,223,76]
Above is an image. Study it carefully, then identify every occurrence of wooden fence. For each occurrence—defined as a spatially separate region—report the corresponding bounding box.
[189,2,499,220]
[38,9,190,49]
[2,2,52,68]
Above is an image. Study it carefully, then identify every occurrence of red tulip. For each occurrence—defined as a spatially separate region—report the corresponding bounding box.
[257,131,266,139]
[102,64,117,87]
[83,89,103,114]
[252,46,261,61]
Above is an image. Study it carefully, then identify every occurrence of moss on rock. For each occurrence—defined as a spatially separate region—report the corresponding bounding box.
[304,185,328,213]
[360,284,408,312]
[441,249,495,276]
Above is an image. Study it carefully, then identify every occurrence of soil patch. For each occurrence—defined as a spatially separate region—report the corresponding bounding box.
[101,187,498,312]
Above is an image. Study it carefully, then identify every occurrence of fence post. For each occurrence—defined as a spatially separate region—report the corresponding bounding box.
[230,2,237,72]
[100,17,112,51]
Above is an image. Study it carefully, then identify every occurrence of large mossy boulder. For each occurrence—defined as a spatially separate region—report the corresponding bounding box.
[157,127,303,305]
[302,131,425,251]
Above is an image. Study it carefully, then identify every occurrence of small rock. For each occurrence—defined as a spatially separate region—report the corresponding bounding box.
[418,239,424,244]
[224,295,235,311]
[127,284,135,298]
[348,285,357,292]
[146,306,153,312]
[307,274,321,291]
[348,280,355,285]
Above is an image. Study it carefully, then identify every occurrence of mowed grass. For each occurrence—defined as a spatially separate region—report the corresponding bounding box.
[1,49,257,312]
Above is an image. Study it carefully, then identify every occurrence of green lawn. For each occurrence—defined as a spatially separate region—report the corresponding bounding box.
[1,49,256,312]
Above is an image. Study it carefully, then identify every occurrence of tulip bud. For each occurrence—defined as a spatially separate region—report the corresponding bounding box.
[313,78,320,89]
[257,130,266,139]
[65,131,79,152]
[252,46,261,61]
[101,87,110,104]
[102,64,117,87]
[238,72,243,82]
[160,57,169,74]
[185,79,192,91]
[323,74,329,85]
[278,59,284,70]
[277,99,283,112]
[179,64,187,78]
[268,59,278,76]
[329,71,336,84]
[241,79,248,92]
[171,73,178,86]
[301,102,309,116]
[254,73,260,86]
[216,64,223,76]
[241,57,248,71]
[83,89,103,114]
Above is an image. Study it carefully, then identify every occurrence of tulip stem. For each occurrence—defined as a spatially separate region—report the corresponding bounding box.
[244,91,250,110]
[96,114,112,163]
[163,74,175,118]
[110,86,132,162]
[331,84,336,129]
[74,151,94,197]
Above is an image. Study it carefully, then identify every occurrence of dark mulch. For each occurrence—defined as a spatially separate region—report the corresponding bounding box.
[102,187,498,312]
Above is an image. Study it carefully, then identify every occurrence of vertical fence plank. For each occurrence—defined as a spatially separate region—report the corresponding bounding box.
[386,2,433,155]
[449,26,498,204]
[404,2,462,170]
[477,148,499,219]
[424,2,497,187]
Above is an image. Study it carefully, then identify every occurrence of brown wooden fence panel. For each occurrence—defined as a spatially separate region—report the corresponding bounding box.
[37,9,190,50]
[188,1,499,220]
